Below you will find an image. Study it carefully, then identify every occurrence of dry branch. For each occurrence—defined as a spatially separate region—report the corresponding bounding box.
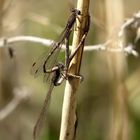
[59,0,90,140]
[0,86,30,120]
[0,36,138,56]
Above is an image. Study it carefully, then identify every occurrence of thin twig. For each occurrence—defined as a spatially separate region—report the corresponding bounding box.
[0,36,54,48]
[118,10,140,38]
[0,86,31,121]
[0,36,138,56]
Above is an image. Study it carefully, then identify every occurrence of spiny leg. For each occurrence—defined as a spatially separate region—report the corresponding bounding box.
[69,14,90,63]
[65,15,90,81]
[66,73,84,82]
[63,33,87,82]
[68,33,87,64]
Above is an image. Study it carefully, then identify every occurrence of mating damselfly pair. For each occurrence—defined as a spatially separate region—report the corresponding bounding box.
[31,8,90,139]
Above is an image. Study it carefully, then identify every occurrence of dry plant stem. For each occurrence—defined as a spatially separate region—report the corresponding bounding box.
[0,0,4,103]
[59,0,90,140]
[105,0,130,140]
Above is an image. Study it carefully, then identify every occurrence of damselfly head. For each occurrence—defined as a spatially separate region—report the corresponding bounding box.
[71,8,81,16]
[76,9,81,15]
[57,62,65,70]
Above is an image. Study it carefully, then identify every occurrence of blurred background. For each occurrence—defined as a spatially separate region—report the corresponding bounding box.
[0,0,140,140]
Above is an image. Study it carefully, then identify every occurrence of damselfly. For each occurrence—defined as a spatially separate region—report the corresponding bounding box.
[31,8,81,79]
[32,9,90,140]
[32,9,81,139]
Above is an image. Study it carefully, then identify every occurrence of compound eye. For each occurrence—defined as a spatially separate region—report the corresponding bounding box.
[77,10,81,15]
[71,9,81,15]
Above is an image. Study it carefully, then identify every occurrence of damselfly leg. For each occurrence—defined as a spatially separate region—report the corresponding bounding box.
[65,14,90,74]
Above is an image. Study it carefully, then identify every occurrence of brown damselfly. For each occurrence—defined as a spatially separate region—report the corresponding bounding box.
[32,9,90,140]
[32,9,82,139]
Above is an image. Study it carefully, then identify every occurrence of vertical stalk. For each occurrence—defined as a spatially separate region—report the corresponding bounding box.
[59,0,90,140]
[0,0,5,104]
[105,0,130,140]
